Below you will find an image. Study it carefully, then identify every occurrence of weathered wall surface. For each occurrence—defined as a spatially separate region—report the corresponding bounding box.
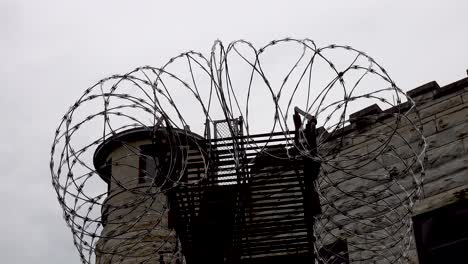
[95,139,177,264]
[315,76,468,263]
[95,135,205,264]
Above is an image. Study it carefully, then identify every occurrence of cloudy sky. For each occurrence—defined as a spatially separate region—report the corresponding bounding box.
[1,0,467,263]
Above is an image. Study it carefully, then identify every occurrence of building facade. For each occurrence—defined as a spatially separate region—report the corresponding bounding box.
[93,74,468,263]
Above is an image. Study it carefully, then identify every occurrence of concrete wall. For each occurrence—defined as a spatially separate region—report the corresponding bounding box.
[314,77,468,263]
[95,139,177,264]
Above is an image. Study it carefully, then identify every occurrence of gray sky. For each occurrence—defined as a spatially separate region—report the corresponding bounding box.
[1,0,467,263]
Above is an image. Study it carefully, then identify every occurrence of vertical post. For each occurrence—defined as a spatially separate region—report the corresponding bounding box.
[294,110,322,261]
[204,118,211,140]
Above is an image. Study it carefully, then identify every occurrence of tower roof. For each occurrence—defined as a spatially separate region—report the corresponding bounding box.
[93,127,204,183]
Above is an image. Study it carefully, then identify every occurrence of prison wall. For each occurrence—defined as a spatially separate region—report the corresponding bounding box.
[93,75,468,264]
[315,76,468,263]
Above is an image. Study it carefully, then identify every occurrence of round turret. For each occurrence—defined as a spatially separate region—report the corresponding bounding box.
[93,127,205,264]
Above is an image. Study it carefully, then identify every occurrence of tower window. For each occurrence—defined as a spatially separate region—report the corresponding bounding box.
[138,144,173,187]
[102,158,112,194]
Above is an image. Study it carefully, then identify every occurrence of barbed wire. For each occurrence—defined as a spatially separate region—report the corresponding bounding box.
[50,38,426,264]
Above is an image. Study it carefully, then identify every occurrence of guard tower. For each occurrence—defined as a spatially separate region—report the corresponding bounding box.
[93,126,206,264]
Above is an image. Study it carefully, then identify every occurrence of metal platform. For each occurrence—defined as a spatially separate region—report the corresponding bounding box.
[169,130,321,264]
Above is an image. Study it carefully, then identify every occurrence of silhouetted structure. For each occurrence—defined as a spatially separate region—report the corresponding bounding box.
[50,38,468,264]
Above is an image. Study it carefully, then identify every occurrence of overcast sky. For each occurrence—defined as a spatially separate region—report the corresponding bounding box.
[1,0,467,263]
